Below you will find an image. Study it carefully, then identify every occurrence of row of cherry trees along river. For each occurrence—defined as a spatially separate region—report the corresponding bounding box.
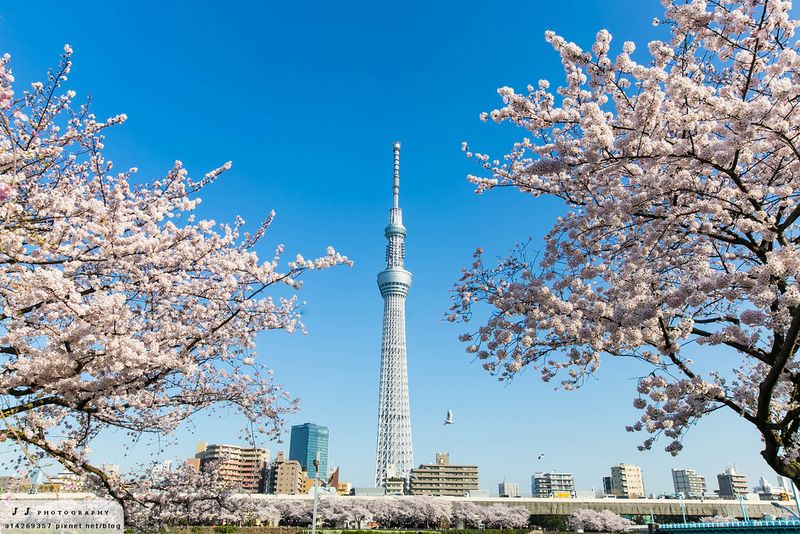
[0,0,799,524]
[129,463,618,531]
[128,464,531,529]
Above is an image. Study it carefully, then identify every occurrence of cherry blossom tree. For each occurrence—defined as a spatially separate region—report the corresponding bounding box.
[568,509,634,532]
[125,462,279,529]
[452,501,485,528]
[411,495,453,528]
[0,46,349,502]
[481,503,531,529]
[367,496,451,529]
[452,0,800,483]
[342,498,373,529]
[275,500,313,526]
[452,501,530,529]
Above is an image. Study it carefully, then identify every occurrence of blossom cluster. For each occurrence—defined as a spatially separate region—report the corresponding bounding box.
[452,0,800,482]
[568,508,634,532]
[125,464,530,529]
[0,46,349,501]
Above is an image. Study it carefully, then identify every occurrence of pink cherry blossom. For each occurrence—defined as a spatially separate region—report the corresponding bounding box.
[452,0,800,486]
[0,45,350,511]
[569,509,634,532]
[0,182,13,202]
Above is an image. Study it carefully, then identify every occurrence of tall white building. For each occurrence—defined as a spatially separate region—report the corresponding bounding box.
[672,468,706,497]
[610,464,645,499]
[374,142,414,488]
[532,471,576,498]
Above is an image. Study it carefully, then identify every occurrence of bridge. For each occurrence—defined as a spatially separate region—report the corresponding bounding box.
[658,519,800,534]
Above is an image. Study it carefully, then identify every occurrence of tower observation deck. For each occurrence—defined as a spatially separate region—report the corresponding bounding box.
[374,142,413,488]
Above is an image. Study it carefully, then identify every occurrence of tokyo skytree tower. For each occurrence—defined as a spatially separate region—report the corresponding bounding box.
[374,141,414,488]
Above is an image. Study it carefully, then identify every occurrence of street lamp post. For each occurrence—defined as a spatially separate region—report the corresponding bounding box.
[311,452,321,534]
[771,502,800,520]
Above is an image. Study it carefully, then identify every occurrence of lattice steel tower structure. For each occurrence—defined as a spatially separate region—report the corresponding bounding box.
[374,141,413,488]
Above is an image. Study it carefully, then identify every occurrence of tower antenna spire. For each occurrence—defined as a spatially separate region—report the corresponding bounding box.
[375,141,413,490]
[392,141,401,209]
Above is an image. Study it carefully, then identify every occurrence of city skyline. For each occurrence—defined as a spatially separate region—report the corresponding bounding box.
[166,434,773,499]
[1,0,795,497]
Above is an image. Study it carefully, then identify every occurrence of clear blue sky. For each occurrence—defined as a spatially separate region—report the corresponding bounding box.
[1,0,791,495]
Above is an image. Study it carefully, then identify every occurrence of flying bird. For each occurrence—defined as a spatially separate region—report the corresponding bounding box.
[538,453,546,460]
[444,410,454,425]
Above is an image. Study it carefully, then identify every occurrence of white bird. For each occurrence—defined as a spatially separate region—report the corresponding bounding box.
[444,410,454,425]
[537,453,546,460]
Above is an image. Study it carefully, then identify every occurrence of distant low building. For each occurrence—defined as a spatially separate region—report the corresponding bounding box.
[266,451,304,495]
[499,481,520,498]
[0,476,62,494]
[385,477,406,495]
[754,476,789,501]
[717,467,748,499]
[50,471,83,492]
[0,476,31,492]
[301,472,316,494]
[336,481,352,495]
[672,468,706,498]
[409,452,478,496]
[352,486,386,496]
[532,472,576,498]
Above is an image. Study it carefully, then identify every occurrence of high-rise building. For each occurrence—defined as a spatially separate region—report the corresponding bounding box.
[717,467,748,498]
[375,142,414,488]
[672,468,706,497]
[289,423,329,479]
[194,442,269,493]
[499,481,520,498]
[531,472,576,498]
[602,476,613,496]
[609,464,645,499]
[409,452,479,496]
